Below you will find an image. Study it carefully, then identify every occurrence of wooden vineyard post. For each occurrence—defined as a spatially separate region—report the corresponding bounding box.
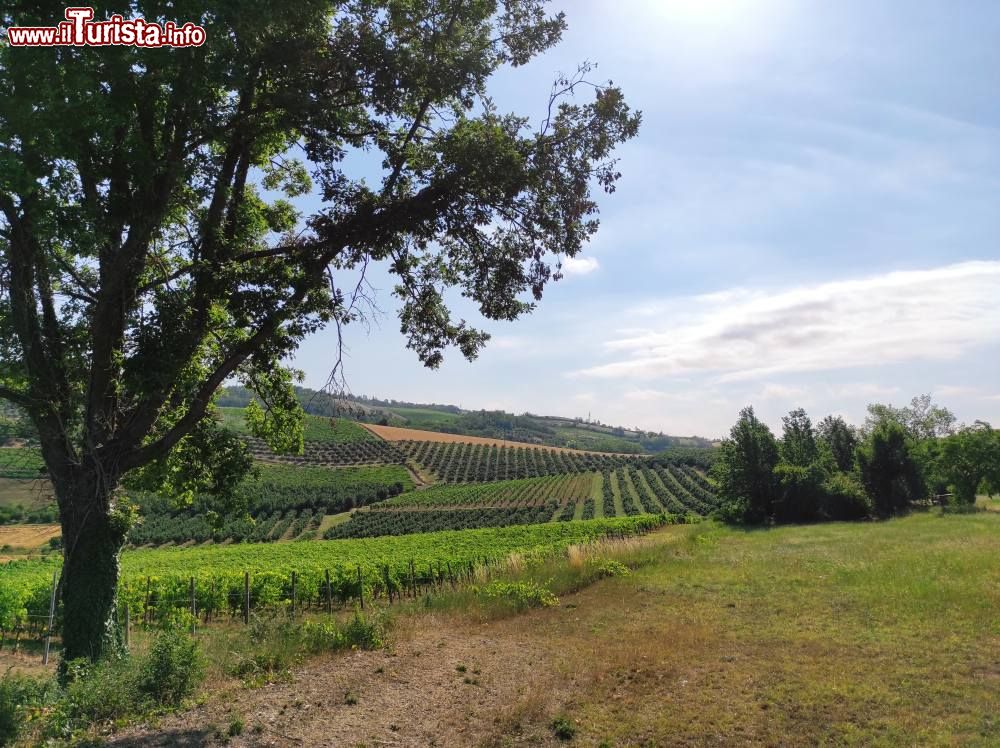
[325,569,332,615]
[357,566,364,610]
[410,559,416,598]
[243,571,250,624]
[144,576,151,625]
[383,565,392,604]
[42,569,57,665]
[189,577,196,635]
[290,571,297,618]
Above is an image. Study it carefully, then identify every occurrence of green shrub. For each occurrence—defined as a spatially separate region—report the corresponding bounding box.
[820,472,870,520]
[64,657,139,723]
[138,629,205,706]
[589,559,630,579]
[228,716,244,737]
[1,673,52,746]
[341,611,385,650]
[481,580,558,611]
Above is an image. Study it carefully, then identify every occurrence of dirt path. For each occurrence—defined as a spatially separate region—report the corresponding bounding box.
[111,614,565,747]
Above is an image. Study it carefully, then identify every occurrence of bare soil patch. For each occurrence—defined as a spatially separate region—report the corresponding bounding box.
[111,614,564,748]
[0,522,60,549]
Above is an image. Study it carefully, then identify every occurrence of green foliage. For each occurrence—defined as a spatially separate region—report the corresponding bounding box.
[1,0,638,661]
[125,415,256,516]
[780,408,818,467]
[864,394,956,440]
[712,407,779,524]
[65,629,204,717]
[128,463,412,546]
[300,612,385,653]
[0,673,54,746]
[0,447,44,479]
[935,422,1000,504]
[2,517,665,629]
[481,580,558,611]
[857,420,925,518]
[401,440,631,483]
[817,415,858,472]
[138,628,206,705]
[551,716,577,740]
[589,558,631,578]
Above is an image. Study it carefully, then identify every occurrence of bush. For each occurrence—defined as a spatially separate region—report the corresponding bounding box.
[1,673,52,746]
[480,581,558,611]
[64,657,139,723]
[820,473,870,520]
[138,628,205,705]
[300,612,384,654]
[589,559,630,579]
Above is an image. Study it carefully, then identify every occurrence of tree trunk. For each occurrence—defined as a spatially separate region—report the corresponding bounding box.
[57,480,127,664]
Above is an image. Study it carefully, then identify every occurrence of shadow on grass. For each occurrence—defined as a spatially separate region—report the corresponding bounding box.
[110,727,216,746]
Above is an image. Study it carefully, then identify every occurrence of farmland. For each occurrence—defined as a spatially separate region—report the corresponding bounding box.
[362,422,635,454]
[128,463,415,546]
[219,407,376,444]
[327,466,722,538]
[0,447,44,480]
[0,515,664,631]
[398,439,636,481]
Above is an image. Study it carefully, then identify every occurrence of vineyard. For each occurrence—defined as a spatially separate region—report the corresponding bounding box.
[245,436,407,467]
[327,465,720,538]
[218,407,376,444]
[1,516,666,639]
[0,447,44,480]
[128,464,413,546]
[398,439,636,482]
[380,473,598,509]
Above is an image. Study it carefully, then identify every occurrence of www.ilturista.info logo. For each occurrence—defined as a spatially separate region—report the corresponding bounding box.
[5,7,206,48]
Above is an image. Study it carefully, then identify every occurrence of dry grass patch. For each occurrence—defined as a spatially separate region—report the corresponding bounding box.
[0,522,60,550]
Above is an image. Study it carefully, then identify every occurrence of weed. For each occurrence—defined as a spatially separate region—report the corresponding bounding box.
[227,715,244,739]
[551,716,576,740]
[481,580,558,611]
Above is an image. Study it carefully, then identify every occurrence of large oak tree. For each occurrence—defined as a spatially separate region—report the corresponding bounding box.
[0,0,639,662]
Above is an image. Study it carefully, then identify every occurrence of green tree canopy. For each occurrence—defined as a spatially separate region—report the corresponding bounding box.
[935,421,1000,504]
[712,406,779,524]
[856,420,925,519]
[816,414,857,473]
[779,407,818,467]
[0,0,639,663]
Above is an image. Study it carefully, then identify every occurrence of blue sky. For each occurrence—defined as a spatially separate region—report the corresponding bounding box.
[292,0,1000,439]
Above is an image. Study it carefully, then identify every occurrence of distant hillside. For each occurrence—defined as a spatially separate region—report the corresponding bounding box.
[217,385,715,455]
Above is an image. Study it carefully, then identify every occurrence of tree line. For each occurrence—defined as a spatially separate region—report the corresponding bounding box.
[713,395,1000,524]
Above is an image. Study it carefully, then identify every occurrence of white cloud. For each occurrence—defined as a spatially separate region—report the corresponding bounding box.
[827,383,901,399]
[577,261,1000,382]
[560,256,600,276]
[935,385,978,398]
[758,383,807,400]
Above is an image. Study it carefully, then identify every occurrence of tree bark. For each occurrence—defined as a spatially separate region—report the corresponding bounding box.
[56,476,127,664]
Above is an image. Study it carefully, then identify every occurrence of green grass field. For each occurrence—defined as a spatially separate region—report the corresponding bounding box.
[539,511,1000,745]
